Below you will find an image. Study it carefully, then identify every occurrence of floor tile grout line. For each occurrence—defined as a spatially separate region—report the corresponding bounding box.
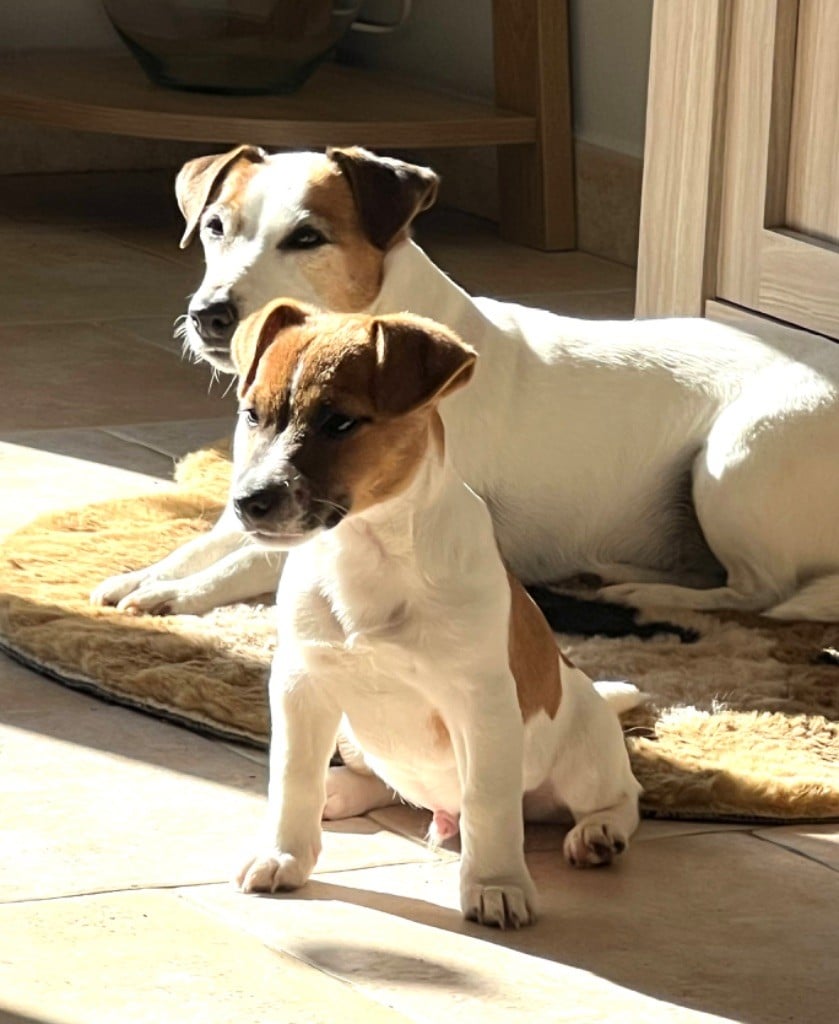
[99,426,188,463]
[0,853,450,908]
[0,316,190,331]
[505,289,637,302]
[0,879,228,906]
[96,227,198,270]
[750,829,839,873]
[0,216,193,270]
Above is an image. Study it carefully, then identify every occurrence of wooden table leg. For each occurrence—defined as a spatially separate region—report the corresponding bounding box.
[493,0,576,250]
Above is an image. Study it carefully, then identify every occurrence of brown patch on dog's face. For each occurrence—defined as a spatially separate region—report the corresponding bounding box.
[328,147,439,251]
[176,145,266,248]
[297,164,385,311]
[178,148,442,375]
[231,301,476,543]
[507,574,562,722]
[208,158,268,240]
[248,320,431,519]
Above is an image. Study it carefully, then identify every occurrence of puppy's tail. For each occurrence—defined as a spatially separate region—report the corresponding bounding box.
[593,681,646,716]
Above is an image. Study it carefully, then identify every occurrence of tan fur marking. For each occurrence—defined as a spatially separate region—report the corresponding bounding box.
[429,411,446,458]
[559,649,577,670]
[301,167,384,311]
[248,317,430,512]
[236,304,475,519]
[213,159,263,221]
[176,145,265,247]
[507,573,562,722]
[428,712,452,750]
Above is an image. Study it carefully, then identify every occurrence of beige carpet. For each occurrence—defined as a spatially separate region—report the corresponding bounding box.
[1,445,837,823]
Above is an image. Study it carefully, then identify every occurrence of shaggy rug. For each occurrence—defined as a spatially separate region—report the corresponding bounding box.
[1,445,837,823]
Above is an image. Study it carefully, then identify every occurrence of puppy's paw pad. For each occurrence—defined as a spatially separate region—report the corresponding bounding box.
[462,880,537,929]
[235,852,310,894]
[564,822,628,868]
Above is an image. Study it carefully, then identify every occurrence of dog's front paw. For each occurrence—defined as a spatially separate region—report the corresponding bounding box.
[115,581,211,617]
[461,868,538,929]
[236,851,314,894]
[90,568,151,608]
[564,821,628,868]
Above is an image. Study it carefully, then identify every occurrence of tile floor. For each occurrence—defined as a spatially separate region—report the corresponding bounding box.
[0,170,836,1024]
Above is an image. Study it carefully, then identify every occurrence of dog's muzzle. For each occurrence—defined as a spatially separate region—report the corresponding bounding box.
[188,299,239,364]
[233,475,348,544]
[233,478,311,539]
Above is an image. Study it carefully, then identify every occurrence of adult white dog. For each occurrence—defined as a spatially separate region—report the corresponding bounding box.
[93,145,839,623]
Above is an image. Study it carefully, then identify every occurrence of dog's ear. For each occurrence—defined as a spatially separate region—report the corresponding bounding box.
[371,315,476,416]
[327,147,439,250]
[176,145,267,249]
[233,299,312,397]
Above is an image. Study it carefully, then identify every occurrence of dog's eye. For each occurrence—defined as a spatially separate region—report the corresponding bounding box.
[241,408,259,428]
[316,409,363,439]
[281,225,328,251]
[204,215,224,239]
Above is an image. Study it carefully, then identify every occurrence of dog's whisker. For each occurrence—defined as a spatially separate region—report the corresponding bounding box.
[311,496,349,516]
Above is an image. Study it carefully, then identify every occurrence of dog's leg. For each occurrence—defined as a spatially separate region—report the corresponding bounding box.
[448,674,538,929]
[550,667,641,868]
[91,513,244,607]
[598,579,775,612]
[323,765,398,820]
[237,670,340,894]
[118,546,282,615]
[92,504,283,615]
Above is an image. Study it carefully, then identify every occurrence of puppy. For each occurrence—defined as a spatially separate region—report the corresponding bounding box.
[230,300,642,929]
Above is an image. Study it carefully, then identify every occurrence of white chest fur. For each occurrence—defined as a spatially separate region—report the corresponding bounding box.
[277,460,508,814]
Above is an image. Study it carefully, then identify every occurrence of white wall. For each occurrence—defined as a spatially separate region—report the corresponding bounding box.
[341,0,494,99]
[569,0,652,159]
[0,2,119,50]
[348,0,652,158]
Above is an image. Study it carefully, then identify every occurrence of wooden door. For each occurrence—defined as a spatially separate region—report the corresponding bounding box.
[717,0,839,339]
[637,0,839,340]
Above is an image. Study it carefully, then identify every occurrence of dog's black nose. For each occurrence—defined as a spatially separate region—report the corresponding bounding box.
[234,487,280,524]
[190,300,238,345]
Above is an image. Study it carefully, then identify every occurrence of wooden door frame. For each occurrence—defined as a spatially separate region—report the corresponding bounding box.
[635,0,732,317]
